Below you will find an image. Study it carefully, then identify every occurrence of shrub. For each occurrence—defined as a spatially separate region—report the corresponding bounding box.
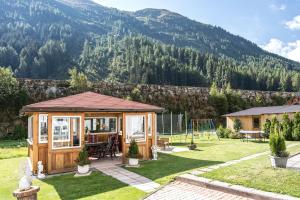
[127,139,141,158]
[293,113,300,140]
[229,131,240,139]
[269,131,289,157]
[233,118,242,133]
[75,148,91,166]
[281,114,293,141]
[224,128,232,138]
[263,119,271,139]
[216,125,225,138]
[270,117,280,135]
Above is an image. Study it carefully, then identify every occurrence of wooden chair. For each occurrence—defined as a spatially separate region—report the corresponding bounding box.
[157,136,170,150]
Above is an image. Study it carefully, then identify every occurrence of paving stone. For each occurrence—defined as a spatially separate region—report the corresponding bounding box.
[145,181,252,200]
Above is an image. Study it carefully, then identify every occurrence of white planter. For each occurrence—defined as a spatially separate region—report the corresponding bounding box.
[270,156,288,168]
[78,164,90,174]
[128,158,139,166]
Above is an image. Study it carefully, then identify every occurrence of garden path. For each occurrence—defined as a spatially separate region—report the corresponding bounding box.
[91,159,160,193]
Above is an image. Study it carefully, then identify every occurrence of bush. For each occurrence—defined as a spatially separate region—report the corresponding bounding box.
[224,128,232,138]
[269,131,289,157]
[263,119,271,139]
[281,114,293,141]
[75,148,91,166]
[127,139,140,158]
[216,125,225,138]
[229,131,240,139]
[233,118,242,132]
[293,113,300,140]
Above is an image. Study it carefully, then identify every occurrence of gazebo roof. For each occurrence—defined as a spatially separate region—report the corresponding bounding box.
[21,91,164,113]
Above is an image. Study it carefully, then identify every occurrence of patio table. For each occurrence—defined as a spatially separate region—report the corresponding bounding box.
[239,130,264,142]
[85,142,108,159]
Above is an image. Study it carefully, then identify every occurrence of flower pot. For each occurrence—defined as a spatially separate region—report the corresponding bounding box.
[78,164,90,174]
[270,156,288,168]
[128,158,139,166]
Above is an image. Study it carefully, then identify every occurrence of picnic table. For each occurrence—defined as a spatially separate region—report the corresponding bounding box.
[239,130,264,142]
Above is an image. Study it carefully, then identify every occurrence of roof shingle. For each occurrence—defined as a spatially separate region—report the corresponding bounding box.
[21,92,164,113]
[224,105,300,117]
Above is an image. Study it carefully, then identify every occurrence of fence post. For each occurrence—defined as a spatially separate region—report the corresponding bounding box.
[170,111,173,145]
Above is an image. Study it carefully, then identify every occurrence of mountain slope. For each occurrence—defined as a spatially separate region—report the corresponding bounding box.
[0,0,300,91]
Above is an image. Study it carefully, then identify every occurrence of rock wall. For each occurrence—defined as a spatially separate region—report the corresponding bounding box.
[0,79,295,137]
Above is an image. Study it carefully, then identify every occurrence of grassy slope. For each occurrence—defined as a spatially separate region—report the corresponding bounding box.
[126,136,271,185]
[202,143,300,197]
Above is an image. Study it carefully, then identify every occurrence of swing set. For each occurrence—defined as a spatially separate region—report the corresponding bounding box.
[185,118,219,142]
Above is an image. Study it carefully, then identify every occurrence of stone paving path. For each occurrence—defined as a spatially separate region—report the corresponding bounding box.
[287,153,300,171]
[144,180,252,200]
[91,160,160,193]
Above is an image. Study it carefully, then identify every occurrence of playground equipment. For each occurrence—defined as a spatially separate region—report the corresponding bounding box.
[186,118,219,141]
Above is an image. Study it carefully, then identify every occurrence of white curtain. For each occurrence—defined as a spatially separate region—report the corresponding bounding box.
[126,115,145,143]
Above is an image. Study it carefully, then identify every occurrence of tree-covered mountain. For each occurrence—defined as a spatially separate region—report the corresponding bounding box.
[0,0,300,91]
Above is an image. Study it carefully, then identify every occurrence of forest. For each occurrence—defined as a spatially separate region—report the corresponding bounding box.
[0,0,300,91]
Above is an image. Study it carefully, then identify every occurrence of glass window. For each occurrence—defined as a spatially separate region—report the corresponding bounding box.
[126,115,145,143]
[39,114,48,143]
[253,117,260,129]
[85,117,117,133]
[52,116,81,149]
[148,113,152,136]
[28,116,33,143]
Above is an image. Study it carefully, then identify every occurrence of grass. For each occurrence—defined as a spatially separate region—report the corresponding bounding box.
[202,143,300,197]
[126,135,272,185]
[0,140,145,200]
[0,140,27,159]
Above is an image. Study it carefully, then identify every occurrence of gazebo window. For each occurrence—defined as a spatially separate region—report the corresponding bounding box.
[39,114,48,143]
[85,117,117,133]
[27,116,33,144]
[52,116,81,149]
[126,115,145,143]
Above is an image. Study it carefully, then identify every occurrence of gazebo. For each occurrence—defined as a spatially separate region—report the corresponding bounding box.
[21,92,164,174]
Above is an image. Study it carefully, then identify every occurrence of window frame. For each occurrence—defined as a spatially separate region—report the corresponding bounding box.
[85,117,117,134]
[52,116,81,150]
[27,116,33,145]
[38,114,48,144]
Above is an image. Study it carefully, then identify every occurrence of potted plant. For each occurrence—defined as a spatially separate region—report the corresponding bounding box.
[75,148,91,174]
[127,139,142,166]
[269,131,289,168]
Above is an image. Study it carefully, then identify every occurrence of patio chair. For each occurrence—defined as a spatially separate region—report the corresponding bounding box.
[157,136,170,150]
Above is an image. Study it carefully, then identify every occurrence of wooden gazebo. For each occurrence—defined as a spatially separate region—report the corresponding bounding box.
[21,92,164,174]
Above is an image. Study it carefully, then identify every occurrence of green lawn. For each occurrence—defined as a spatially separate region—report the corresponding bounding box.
[202,143,300,197]
[0,140,145,200]
[2,137,297,199]
[126,136,273,185]
[0,140,27,159]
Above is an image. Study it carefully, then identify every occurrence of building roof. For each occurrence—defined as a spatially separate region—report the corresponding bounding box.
[224,105,300,117]
[21,92,164,113]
